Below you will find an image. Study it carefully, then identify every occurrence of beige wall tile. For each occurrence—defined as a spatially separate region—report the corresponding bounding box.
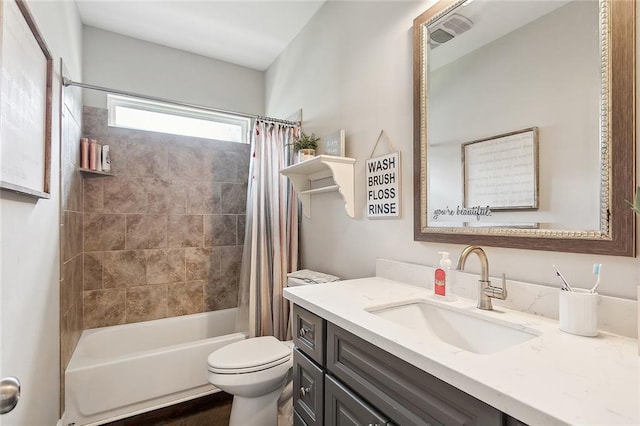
[60,301,83,374]
[125,136,168,178]
[168,281,204,316]
[67,255,84,314]
[237,215,246,245]
[126,285,168,323]
[145,249,185,284]
[205,276,239,311]
[61,259,75,316]
[145,179,187,214]
[62,159,83,212]
[186,247,221,281]
[126,214,167,249]
[84,214,125,252]
[168,145,205,180]
[83,288,126,328]
[187,181,220,214]
[103,250,147,288]
[221,245,243,279]
[83,177,104,213]
[63,211,84,262]
[204,215,237,247]
[220,183,247,214]
[84,252,103,290]
[204,149,237,182]
[103,177,147,214]
[167,215,203,247]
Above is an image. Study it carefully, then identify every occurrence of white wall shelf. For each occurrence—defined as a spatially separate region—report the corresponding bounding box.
[280,155,356,219]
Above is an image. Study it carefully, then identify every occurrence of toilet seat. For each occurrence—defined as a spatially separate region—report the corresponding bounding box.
[207,336,292,374]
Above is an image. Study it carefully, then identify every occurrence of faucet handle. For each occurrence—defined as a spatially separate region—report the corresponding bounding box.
[483,273,508,300]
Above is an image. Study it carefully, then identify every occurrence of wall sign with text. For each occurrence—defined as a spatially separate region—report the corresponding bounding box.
[366,152,401,218]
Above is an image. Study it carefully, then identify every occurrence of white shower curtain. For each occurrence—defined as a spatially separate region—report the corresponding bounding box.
[237,120,299,340]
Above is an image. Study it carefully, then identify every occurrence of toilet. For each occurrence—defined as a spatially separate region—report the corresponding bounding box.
[207,270,339,426]
[207,337,293,426]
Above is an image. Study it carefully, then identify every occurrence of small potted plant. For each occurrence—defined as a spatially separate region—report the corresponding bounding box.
[294,132,320,163]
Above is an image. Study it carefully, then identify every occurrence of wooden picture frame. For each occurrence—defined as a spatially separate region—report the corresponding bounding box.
[0,0,53,198]
[462,127,539,210]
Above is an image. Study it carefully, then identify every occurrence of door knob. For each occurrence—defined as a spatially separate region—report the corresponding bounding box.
[0,376,20,414]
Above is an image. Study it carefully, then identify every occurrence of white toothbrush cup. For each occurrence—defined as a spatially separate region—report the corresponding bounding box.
[559,289,598,337]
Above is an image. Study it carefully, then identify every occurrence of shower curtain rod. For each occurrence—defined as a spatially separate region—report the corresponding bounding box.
[62,77,300,126]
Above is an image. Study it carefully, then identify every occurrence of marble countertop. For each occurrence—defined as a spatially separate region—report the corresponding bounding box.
[284,277,639,425]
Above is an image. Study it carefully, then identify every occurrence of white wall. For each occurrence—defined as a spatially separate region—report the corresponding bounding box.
[265,1,639,300]
[82,26,265,115]
[0,1,82,424]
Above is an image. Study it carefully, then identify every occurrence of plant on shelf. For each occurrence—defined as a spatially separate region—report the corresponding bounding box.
[294,132,320,162]
[294,132,319,151]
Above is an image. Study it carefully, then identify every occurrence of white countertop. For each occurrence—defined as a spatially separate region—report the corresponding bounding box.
[284,277,640,425]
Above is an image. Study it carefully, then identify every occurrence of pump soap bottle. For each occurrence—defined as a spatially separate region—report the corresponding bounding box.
[434,252,451,297]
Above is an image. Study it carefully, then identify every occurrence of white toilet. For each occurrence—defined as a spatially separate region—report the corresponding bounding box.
[207,270,339,426]
[207,336,293,426]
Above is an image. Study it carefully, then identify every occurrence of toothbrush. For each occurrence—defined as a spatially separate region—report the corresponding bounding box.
[552,265,573,291]
[590,263,602,293]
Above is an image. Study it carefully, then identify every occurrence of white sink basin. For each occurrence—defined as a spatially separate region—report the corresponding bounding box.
[367,299,540,354]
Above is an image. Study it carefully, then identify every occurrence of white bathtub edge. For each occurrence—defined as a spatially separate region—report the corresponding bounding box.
[82,386,222,426]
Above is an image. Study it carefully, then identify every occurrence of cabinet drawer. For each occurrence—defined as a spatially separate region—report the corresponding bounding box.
[294,409,308,426]
[325,374,390,426]
[293,348,324,426]
[326,323,503,426]
[293,305,325,365]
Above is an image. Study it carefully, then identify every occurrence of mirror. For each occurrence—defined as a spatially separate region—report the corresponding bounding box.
[413,0,635,256]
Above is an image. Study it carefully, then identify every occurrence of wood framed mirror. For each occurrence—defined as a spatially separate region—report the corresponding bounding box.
[413,0,635,256]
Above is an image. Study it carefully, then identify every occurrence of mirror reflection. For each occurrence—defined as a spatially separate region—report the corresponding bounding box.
[426,0,602,230]
[413,0,635,256]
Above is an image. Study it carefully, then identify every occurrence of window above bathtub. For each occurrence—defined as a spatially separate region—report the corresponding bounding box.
[107,94,251,144]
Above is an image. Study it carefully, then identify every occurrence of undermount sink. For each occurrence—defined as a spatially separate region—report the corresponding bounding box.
[367,299,540,354]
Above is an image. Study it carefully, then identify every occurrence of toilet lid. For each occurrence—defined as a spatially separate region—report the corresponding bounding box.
[207,336,291,374]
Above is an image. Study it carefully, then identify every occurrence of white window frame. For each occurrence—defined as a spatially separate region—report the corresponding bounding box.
[107,94,251,144]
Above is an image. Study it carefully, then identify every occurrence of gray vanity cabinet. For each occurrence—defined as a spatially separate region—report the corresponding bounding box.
[293,305,389,426]
[326,323,502,426]
[292,304,521,426]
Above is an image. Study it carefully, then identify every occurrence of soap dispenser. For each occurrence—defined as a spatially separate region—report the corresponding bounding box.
[435,252,451,297]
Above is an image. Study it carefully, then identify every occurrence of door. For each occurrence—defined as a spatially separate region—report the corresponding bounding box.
[1,190,61,426]
[0,2,61,417]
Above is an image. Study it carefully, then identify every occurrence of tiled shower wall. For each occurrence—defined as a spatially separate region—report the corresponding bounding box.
[81,106,249,328]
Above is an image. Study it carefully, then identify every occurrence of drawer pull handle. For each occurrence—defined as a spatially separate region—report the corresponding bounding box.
[299,385,312,397]
[299,327,312,337]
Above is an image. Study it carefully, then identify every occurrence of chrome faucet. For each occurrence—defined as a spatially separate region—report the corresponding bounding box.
[456,245,507,310]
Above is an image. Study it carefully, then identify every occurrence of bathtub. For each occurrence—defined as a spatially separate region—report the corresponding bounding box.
[64,308,247,426]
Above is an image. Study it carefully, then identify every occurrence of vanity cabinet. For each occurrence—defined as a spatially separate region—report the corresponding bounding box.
[292,304,524,426]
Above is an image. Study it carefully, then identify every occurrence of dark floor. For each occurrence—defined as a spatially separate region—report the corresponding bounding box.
[102,392,233,426]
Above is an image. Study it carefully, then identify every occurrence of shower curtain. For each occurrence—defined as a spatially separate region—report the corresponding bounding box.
[236,120,300,340]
